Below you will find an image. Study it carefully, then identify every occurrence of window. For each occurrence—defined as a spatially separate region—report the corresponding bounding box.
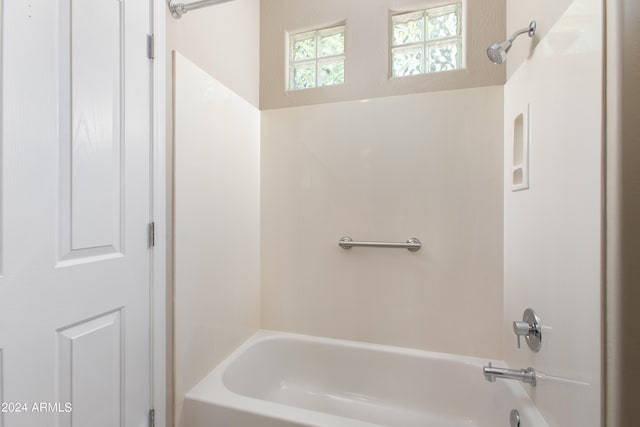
[289,25,345,91]
[391,4,462,77]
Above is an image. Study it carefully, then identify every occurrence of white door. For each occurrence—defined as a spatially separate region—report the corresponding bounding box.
[0,0,153,426]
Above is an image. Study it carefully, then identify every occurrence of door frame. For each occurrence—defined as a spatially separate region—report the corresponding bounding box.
[604,0,640,424]
[152,1,167,426]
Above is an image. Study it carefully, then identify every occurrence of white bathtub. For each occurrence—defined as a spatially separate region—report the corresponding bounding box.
[184,331,548,427]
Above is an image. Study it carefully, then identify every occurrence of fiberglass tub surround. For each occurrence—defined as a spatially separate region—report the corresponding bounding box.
[184,331,548,427]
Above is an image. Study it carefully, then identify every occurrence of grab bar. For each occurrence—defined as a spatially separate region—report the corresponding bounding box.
[339,236,421,252]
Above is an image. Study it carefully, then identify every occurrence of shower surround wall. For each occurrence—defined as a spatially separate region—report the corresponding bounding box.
[259,0,506,359]
[504,0,574,79]
[503,0,603,425]
[261,87,504,357]
[167,0,261,425]
[173,52,260,425]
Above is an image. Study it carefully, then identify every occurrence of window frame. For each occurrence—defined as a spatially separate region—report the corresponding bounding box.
[389,3,463,78]
[288,24,346,91]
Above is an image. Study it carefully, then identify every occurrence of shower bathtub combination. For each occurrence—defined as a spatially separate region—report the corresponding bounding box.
[183,331,548,427]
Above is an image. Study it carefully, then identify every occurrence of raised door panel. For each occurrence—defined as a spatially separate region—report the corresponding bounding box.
[57,310,123,427]
[58,0,124,265]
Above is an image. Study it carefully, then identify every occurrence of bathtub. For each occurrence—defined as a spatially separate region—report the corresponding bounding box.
[184,331,549,427]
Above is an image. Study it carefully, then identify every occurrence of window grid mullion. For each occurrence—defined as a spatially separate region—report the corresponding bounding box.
[289,25,346,91]
[315,33,319,87]
[426,35,460,46]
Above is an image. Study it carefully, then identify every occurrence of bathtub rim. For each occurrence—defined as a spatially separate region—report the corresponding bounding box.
[184,330,548,427]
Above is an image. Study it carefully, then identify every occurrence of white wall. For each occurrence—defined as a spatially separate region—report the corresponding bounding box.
[173,53,261,426]
[503,0,602,425]
[260,0,505,109]
[261,86,504,358]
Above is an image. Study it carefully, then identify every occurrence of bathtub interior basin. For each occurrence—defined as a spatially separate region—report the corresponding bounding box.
[184,331,549,427]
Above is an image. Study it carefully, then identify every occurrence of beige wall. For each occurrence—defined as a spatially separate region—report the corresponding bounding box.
[173,53,261,426]
[167,0,260,107]
[503,0,603,425]
[261,86,504,358]
[606,0,640,425]
[260,0,506,109]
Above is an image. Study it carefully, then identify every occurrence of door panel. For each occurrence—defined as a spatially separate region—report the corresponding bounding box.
[61,0,124,256]
[0,0,152,426]
[57,310,123,427]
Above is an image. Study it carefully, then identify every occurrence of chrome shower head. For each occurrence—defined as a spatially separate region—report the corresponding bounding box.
[487,40,512,64]
[487,21,536,65]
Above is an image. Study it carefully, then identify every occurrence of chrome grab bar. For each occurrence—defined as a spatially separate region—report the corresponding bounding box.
[339,236,421,252]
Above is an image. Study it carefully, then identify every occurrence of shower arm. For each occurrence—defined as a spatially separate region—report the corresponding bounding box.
[507,21,537,43]
[168,0,234,19]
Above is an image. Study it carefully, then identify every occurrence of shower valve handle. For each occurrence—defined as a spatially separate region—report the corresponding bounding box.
[513,321,533,349]
[512,309,542,352]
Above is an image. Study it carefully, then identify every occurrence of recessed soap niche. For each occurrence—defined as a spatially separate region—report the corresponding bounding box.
[512,105,530,191]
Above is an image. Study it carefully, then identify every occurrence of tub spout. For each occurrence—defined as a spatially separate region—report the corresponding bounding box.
[483,362,537,386]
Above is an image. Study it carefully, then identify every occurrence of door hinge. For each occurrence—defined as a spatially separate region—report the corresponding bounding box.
[148,222,155,248]
[147,34,155,60]
[149,408,155,427]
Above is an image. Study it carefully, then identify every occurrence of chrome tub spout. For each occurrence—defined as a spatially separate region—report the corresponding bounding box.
[483,362,537,386]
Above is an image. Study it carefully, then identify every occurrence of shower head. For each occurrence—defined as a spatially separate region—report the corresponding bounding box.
[487,40,512,65]
[487,21,536,64]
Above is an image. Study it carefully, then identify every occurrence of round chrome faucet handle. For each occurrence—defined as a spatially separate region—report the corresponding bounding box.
[512,309,542,352]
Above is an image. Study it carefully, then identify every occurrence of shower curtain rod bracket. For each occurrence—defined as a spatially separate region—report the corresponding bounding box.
[168,0,185,19]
